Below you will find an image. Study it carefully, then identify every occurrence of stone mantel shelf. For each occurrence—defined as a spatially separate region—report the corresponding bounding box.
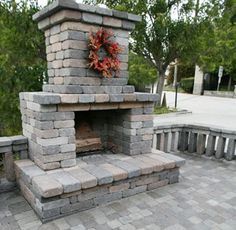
[20,92,158,105]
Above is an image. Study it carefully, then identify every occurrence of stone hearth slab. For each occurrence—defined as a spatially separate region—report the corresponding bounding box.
[15,151,185,222]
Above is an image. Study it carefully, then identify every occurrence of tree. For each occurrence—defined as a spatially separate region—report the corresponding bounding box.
[0,0,46,136]
[191,0,236,90]
[128,52,157,91]
[85,0,205,104]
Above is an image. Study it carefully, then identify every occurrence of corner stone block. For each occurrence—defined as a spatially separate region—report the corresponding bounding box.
[32,175,63,198]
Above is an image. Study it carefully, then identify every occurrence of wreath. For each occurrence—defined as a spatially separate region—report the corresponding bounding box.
[88,28,123,78]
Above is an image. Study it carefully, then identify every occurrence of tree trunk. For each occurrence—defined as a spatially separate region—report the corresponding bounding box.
[155,72,165,106]
[228,76,232,91]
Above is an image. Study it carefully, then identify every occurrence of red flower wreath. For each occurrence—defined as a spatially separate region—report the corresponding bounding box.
[88,28,123,78]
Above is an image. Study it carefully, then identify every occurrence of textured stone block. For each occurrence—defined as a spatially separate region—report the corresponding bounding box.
[113,10,128,19]
[147,179,169,191]
[82,86,105,94]
[60,68,87,77]
[82,12,102,24]
[38,17,50,30]
[101,78,128,86]
[37,136,68,146]
[95,94,109,103]
[33,128,59,139]
[54,77,64,84]
[64,49,88,59]
[61,199,95,214]
[64,77,101,85]
[32,175,63,198]
[63,59,88,68]
[109,183,129,193]
[43,85,83,94]
[78,94,95,103]
[50,9,82,25]
[109,160,141,178]
[59,128,75,137]
[103,86,122,94]
[47,53,55,61]
[0,137,12,146]
[21,164,45,184]
[49,171,81,193]
[126,158,154,175]
[123,94,137,102]
[58,104,90,112]
[109,94,124,102]
[60,94,79,103]
[94,191,122,205]
[103,16,122,27]
[136,93,149,102]
[122,185,147,198]
[66,168,97,189]
[61,159,76,168]
[84,165,113,185]
[50,25,60,35]
[11,135,28,145]
[60,31,85,41]
[51,42,62,52]
[60,144,76,153]
[148,153,176,169]
[36,197,69,211]
[100,163,128,181]
[50,34,60,44]
[62,40,87,50]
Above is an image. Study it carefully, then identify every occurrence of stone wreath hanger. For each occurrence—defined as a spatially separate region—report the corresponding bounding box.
[88,27,123,78]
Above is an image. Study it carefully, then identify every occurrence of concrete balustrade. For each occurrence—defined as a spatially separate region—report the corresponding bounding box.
[0,136,28,192]
[153,124,236,161]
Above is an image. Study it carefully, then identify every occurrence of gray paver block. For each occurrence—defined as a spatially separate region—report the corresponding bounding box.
[48,171,81,193]
[66,168,97,189]
[83,164,113,185]
[108,160,141,178]
[32,175,63,198]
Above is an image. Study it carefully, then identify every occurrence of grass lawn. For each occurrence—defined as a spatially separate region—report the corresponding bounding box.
[154,106,177,114]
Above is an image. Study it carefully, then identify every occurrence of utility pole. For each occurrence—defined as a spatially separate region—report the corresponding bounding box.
[217,66,223,91]
[173,59,178,108]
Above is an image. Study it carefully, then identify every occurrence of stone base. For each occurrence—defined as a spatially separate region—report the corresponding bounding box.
[15,150,185,222]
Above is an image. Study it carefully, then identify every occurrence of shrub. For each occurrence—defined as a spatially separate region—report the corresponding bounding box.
[180,77,194,93]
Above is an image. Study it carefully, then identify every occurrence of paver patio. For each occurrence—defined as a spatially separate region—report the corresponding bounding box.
[1,153,235,230]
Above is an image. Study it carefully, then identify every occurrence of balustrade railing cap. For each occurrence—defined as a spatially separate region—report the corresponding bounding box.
[33,0,142,23]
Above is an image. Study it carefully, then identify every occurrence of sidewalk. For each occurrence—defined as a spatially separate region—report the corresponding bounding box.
[154,92,236,131]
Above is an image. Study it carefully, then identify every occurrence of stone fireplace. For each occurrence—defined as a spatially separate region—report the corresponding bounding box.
[15,0,185,222]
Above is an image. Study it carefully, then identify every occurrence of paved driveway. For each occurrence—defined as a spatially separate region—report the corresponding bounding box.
[0,153,235,230]
[154,92,236,131]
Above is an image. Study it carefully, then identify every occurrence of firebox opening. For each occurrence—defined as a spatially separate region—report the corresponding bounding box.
[75,110,127,155]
